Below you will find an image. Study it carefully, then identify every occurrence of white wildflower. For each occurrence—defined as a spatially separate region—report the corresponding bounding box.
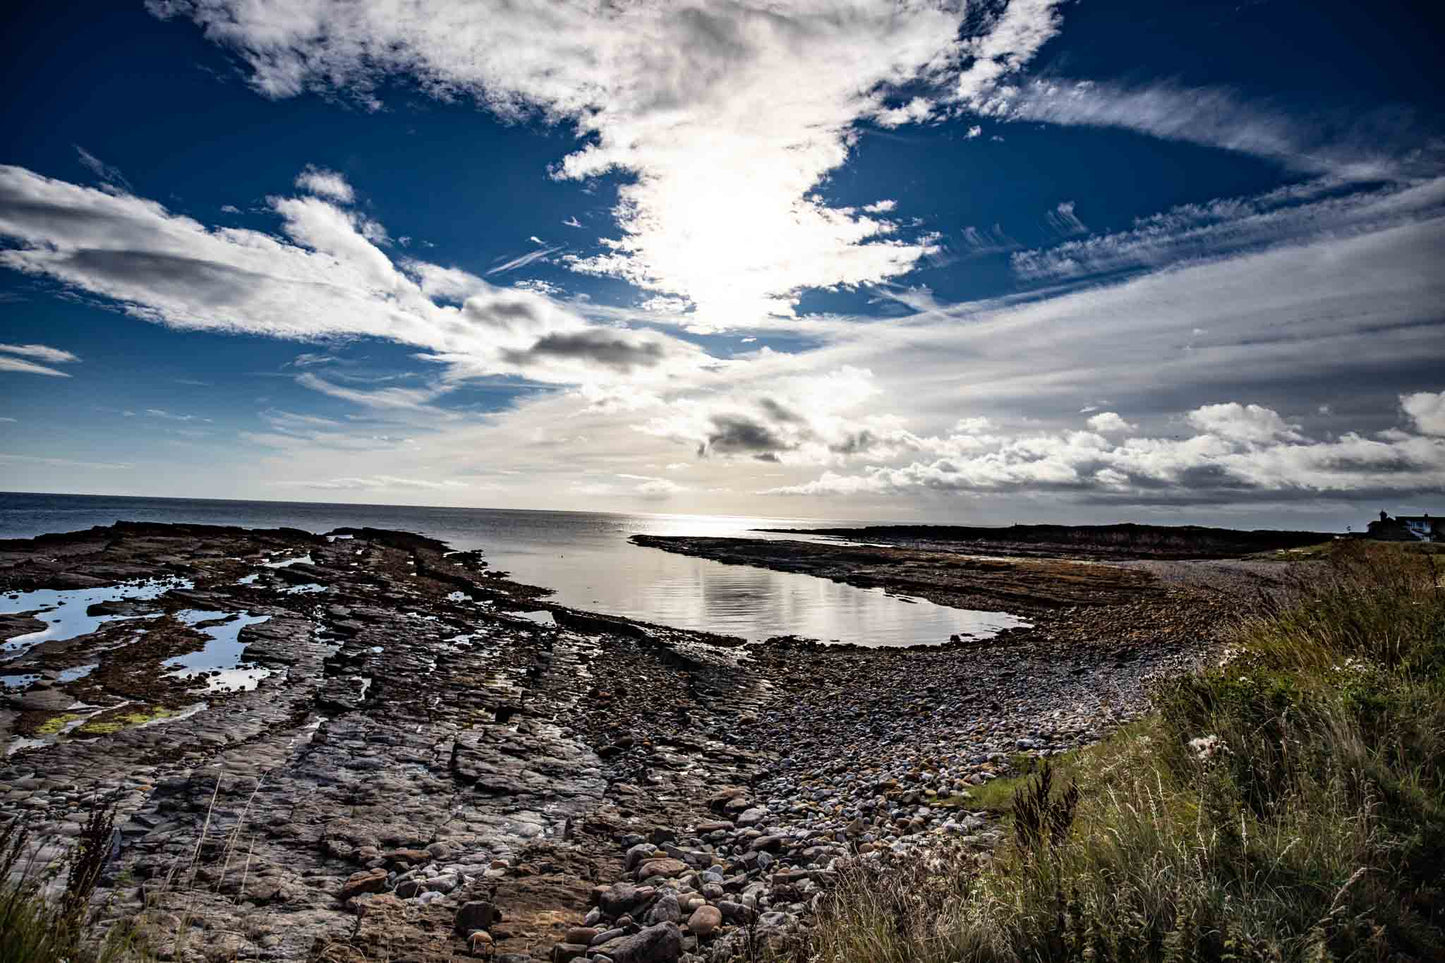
[1189,734,1227,763]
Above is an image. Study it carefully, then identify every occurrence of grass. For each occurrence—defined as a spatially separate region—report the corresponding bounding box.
[0,802,148,963]
[780,541,1445,962]
[934,752,1100,816]
[1,771,266,962]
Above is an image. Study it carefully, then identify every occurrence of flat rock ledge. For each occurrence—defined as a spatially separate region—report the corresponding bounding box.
[0,522,1248,961]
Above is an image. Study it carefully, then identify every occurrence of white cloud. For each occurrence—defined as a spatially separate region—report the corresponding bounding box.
[1085,411,1135,433]
[768,398,1445,502]
[1046,200,1086,235]
[295,373,450,411]
[1014,177,1445,282]
[294,165,355,203]
[0,452,132,470]
[617,473,688,500]
[74,145,131,190]
[981,79,1425,182]
[0,165,713,400]
[959,224,1019,256]
[487,245,562,275]
[146,408,211,422]
[285,474,468,491]
[0,342,79,364]
[148,0,1069,329]
[875,96,933,128]
[953,0,1066,106]
[1185,403,1301,444]
[0,356,70,377]
[1402,391,1445,436]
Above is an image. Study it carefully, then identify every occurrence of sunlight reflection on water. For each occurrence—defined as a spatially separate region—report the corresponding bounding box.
[0,496,1027,646]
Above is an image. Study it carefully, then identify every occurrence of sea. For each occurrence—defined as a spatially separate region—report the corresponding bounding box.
[0,491,1026,646]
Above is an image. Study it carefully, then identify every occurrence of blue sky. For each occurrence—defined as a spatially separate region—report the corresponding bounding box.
[1,0,1442,526]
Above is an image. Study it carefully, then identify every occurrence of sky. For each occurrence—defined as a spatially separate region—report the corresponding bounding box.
[1,0,1442,529]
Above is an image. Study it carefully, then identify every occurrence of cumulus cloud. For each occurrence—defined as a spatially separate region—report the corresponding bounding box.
[294,165,355,203]
[641,366,932,467]
[147,0,1072,328]
[1402,391,1445,436]
[768,397,1445,502]
[1185,403,1301,444]
[1085,411,1135,433]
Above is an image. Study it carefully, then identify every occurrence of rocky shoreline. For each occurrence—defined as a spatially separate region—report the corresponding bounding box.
[0,522,1294,961]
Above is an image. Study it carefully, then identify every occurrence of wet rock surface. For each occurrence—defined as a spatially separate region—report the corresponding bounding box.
[0,522,1288,960]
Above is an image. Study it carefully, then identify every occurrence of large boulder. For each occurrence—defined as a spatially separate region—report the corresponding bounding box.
[598,881,654,917]
[454,900,499,935]
[636,857,687,881]
[338,868,387,901]
[590,922,683,963]
[688,905,723,938]
[645,893,681,925]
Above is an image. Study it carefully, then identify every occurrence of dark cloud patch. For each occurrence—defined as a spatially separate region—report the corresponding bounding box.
[1170,463,1250,491]
[462,296,547,326]
[829,429,877,455]
[700,413,794,458]
[63,249,270,306]
[758,397,804,423]
[0,197,147,238]
[501,329,669,372]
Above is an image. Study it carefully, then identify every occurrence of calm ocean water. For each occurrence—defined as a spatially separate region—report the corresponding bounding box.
[0,492,1025,646]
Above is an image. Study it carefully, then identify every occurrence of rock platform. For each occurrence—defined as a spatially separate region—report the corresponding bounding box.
[0,522,1268,961]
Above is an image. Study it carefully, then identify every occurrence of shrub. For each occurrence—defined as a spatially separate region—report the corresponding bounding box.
[787,542,1445,962]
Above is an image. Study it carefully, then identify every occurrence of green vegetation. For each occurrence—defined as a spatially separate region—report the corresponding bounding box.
[930,752,1098,816]
[786,542,1445,962]
[75,705,179,736]
[0,803,145,963]
[34,711,81,735]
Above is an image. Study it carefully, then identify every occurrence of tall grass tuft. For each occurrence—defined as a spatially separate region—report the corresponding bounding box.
[787,542,1445,962]
[0,800,145,963]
